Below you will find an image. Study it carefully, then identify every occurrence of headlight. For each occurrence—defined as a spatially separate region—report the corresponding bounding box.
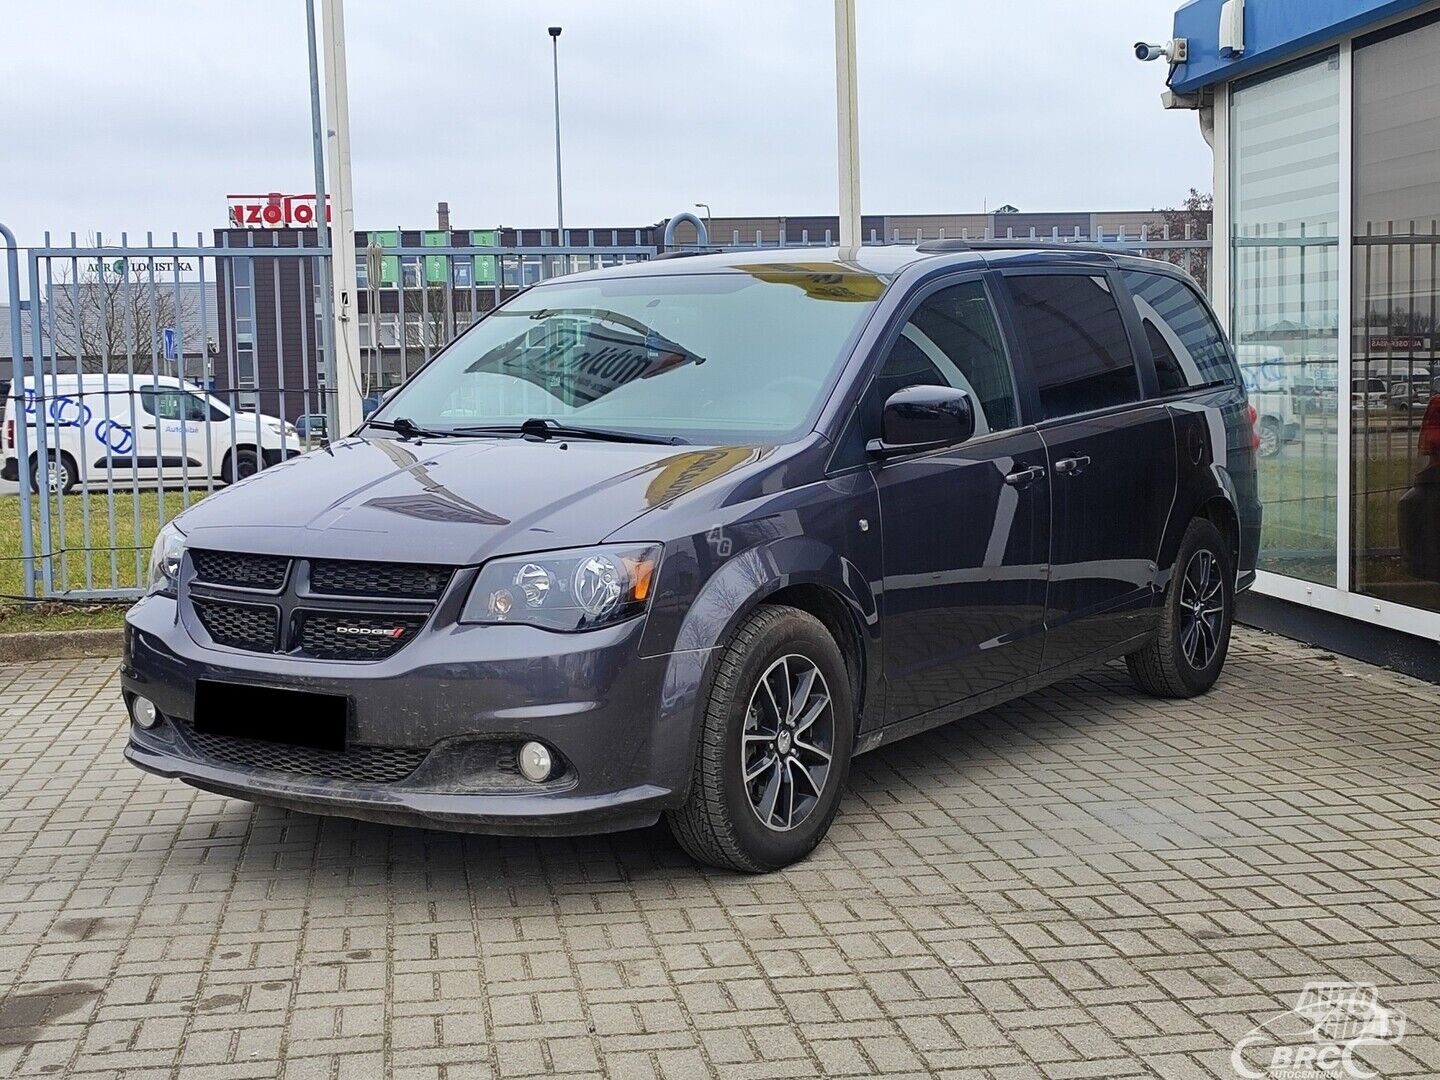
[460,544,661,631]
[146,522,186,596]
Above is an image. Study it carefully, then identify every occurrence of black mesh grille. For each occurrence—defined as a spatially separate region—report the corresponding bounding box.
[295,611,429,660]
[191,550,289,591]
[178,724,427,784]
[193,598,279,652]
[309,560,452,600]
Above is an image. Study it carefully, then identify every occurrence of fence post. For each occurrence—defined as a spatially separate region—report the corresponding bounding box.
[1,223,35,597]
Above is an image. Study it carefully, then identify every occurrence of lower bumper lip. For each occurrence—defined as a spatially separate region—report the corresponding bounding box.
[124,739,672,836]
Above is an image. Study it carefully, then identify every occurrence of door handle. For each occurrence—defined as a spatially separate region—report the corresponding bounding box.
[140,424,156,431]
[1055,455,1091,476]
[1004,465,1046,487]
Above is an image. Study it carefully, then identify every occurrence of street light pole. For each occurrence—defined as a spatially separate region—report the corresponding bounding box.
[694,203,712,233]
[549,26,565,237]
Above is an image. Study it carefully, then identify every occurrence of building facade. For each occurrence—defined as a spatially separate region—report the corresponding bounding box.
[1167,0,1440,646]
[208,206,1206,420]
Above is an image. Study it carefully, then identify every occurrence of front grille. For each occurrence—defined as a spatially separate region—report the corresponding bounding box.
[191,549,289,591]
[295,611,429,661]
[179,723,427,784]
[185,552,453,662]
[309,559,452,600]
[193,598,279,652]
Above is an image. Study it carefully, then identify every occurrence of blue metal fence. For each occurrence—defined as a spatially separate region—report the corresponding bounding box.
[4,223,1210,600]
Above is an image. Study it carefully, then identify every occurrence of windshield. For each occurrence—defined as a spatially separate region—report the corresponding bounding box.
[371,267,885,443]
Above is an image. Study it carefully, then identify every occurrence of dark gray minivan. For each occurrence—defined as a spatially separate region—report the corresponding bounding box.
[123,243,1260,871]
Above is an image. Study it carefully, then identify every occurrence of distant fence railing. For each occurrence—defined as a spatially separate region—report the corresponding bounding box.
[4,225,1212,600]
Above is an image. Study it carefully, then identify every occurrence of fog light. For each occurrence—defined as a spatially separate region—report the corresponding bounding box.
[130,695,159,729]
[518,741,553,783]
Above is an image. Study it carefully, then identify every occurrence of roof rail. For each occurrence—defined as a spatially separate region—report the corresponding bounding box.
[914,239,1126,256]
[653,248,721,260]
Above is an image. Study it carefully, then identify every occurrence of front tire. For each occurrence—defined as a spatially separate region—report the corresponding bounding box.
[668,605,855,872]
[1126,517,1234,698]
[222,448,260,484]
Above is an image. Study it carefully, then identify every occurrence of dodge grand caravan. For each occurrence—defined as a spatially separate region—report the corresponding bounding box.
[123,244,1261,872]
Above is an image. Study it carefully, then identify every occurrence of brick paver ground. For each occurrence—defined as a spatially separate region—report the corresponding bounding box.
[2,628,1439,1079]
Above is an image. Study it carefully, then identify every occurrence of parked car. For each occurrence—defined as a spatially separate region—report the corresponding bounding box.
[294,413,328,442]
[2,375,299,494]
[1388,370,1435,412]
[122,244,1261,871]
[1352,377,1388,411]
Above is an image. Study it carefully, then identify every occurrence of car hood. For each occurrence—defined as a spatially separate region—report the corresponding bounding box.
[173,434,770,564]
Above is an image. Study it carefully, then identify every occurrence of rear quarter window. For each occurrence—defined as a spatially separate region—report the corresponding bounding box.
[1121,270,1236,393]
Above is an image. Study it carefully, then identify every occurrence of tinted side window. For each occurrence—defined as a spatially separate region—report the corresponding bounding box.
[864,280,1018,437]
[1121,270,1235,392]
[1007,274,1138,420]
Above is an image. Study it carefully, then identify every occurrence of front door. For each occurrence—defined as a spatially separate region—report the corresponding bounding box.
[138,387,217,483]
[870,278,1051,721]
[1001,272,1177,668]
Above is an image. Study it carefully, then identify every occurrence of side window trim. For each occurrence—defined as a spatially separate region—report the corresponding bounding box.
[872,272,1021,426]
[824,270,1024,475]
[995,265,1149,425]
[1108,267,1161,400]
[1121,269,1238,399]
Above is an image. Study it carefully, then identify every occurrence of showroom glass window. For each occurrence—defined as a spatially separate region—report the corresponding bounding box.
[1352,12,1440,613]
[1231,52,1341,585]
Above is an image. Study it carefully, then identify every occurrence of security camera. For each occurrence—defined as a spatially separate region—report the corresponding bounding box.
[1134,38,1187,62]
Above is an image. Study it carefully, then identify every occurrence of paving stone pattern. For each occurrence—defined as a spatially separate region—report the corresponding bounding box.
[1,629,1438,1078]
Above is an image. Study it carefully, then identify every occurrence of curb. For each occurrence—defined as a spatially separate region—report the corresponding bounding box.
[0,629,124,663]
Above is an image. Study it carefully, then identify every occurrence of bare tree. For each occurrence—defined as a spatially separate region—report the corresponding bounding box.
[45,244,205,374]
[1157,188,1214,291]
[402,283,452,352]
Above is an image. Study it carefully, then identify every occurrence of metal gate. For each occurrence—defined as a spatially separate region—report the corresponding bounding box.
[5,224,1208,600]
[4,229,656,599]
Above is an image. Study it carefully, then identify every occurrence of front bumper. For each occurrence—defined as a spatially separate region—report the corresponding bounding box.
[122,593,703,835]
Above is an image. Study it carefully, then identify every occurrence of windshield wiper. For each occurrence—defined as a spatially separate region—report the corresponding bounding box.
[365,417,456,441]
[455,418,687,445]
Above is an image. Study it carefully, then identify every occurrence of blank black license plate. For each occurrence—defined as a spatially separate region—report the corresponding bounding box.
[193,680,348,751]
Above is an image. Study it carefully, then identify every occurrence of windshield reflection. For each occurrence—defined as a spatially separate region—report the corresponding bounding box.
[465,310,706,409]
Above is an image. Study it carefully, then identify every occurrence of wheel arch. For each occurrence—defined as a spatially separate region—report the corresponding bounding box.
[1159,458,1244,593]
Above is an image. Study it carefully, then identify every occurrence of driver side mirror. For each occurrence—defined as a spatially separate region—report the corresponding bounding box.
[867,385,974,457]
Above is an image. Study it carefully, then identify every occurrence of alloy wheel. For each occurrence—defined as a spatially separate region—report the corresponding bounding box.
[741,654,835,832]
[1179,548,1224,669]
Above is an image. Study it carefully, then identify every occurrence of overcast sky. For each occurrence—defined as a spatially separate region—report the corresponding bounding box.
[1,1,1206,243]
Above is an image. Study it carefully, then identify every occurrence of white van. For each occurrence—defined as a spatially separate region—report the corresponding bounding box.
[1235,344,1302,458]
[3,375,299,493]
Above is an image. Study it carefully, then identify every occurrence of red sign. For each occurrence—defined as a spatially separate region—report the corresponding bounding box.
[227,193,332,229]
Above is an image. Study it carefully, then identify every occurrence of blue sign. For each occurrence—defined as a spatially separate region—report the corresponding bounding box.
[162,327,177,361]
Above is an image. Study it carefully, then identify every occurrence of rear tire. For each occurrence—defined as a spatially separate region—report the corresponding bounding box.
[30,452,77,495]
[1126,517,1234,698]
[668,605,854,872]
